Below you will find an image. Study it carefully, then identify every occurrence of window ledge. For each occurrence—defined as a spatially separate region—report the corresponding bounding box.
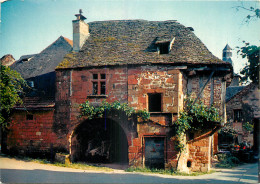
[149,112,177,114]
[87,95,108,98]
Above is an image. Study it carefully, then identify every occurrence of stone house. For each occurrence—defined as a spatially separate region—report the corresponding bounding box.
[225,82,259,151]
[6,12,232,172]
[5,36,72,156]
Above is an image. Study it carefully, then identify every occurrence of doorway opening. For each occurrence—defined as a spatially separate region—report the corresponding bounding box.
[71,118,129,164]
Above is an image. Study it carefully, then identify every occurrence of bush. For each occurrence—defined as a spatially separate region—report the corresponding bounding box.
[216,153,240,168]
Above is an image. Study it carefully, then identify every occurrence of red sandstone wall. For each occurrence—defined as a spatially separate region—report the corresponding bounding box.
[8,110,58,155]
[188,135,210,172]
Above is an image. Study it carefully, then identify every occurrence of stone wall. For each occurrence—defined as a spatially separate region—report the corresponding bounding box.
[226,83,259,145]
[7,110,58,157]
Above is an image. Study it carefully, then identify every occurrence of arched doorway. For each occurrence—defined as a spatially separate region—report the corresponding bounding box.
[71,118,129,164]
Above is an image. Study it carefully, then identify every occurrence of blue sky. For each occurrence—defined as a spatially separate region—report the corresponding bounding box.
[0,0,259,73]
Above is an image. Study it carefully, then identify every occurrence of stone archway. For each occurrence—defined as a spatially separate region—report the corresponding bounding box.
[70,117,136,164]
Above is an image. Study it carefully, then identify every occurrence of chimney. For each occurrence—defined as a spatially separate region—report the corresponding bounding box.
[72,9,89,52]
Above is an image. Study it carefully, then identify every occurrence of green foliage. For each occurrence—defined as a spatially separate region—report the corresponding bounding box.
[174,97,221,151]
[126,166,215,176]
[237,42,259,84]
[0,64,26,130]
[243,121,253,132]
[234,5,260,23]
[79,100,150,121]
[219,122,237,136]
[216,153,240,168]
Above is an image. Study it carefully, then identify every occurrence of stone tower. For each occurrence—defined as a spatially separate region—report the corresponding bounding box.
[222,44,233,65]
[72,9,89,52]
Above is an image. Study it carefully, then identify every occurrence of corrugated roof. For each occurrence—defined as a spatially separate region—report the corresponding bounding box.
[57,20,227,69]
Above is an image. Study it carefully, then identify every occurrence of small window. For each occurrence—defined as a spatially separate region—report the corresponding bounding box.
[100,82,106,95]
[148,93,162,112]
[26,114,33,120]
[91,73,106,95]
[92,82,98,95]
[157,42,170,54]
[234,109,243,122]
[93,74,98,79]
[187,160,192,167]
[101,74,106,79]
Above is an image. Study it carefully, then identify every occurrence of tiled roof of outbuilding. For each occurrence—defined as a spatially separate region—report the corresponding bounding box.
[57,20,228,69]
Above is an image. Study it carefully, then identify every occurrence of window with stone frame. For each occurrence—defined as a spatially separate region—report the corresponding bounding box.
[92,73,106,95]
[148,93,162,112]
[233,109,243,122]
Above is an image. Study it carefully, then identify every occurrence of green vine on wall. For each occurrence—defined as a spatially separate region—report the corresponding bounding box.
[174,97,221,151]
[79,100,150,121]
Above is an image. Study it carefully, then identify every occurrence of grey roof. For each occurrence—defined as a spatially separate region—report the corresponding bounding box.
[11,36,72,79]
[226,86,245,102]
[57,20,228,69]
[223,44,232,51]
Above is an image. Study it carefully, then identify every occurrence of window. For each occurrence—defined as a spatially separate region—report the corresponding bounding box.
[234,109,243,122]
[26,114,33,120]
[92,73,106,95]
[157,42,170,54]
[148,93,162,112]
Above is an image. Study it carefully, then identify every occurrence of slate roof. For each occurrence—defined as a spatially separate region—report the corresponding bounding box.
[11,36,72,79]
[226,86,246,102]
[223,44,232,51]
[58,20,228,69]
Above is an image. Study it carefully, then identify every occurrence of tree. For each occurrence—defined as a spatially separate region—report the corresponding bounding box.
[234,5,260,23]
[237,42,259,84]
[0,64,26,130]
[234,4,260,85]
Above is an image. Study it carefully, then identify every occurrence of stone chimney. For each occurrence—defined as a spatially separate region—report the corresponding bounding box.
[72,9,89,52]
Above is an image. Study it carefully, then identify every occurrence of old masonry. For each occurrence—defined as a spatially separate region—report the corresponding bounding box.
[7,11,232,172]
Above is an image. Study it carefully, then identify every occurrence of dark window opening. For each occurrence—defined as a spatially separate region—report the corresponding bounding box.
[234,109,243,122]
[26,114,33,120]
[157,42,170,54]
[92,82,98,95]
[100,82,106,95]
[187,160,192,167]
[101,74,106,79]
[223,52,227,58]
[148,93,162,112]
[93,74,98,79]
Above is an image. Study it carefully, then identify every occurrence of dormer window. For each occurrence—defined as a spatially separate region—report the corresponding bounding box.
[156,37,175,55]
[157,42,170,54]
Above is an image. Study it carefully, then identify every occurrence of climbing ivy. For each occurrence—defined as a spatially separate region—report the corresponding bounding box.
[174,97,221,151]
[79,100,150,121]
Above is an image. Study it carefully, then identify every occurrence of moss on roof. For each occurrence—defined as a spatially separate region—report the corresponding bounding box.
[57,20,225,69]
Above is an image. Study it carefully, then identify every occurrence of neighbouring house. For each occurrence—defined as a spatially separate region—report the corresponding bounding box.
[5,36,73,156]
[6,11,232,172]
[225,82,259,151]
[220,44,259,153]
